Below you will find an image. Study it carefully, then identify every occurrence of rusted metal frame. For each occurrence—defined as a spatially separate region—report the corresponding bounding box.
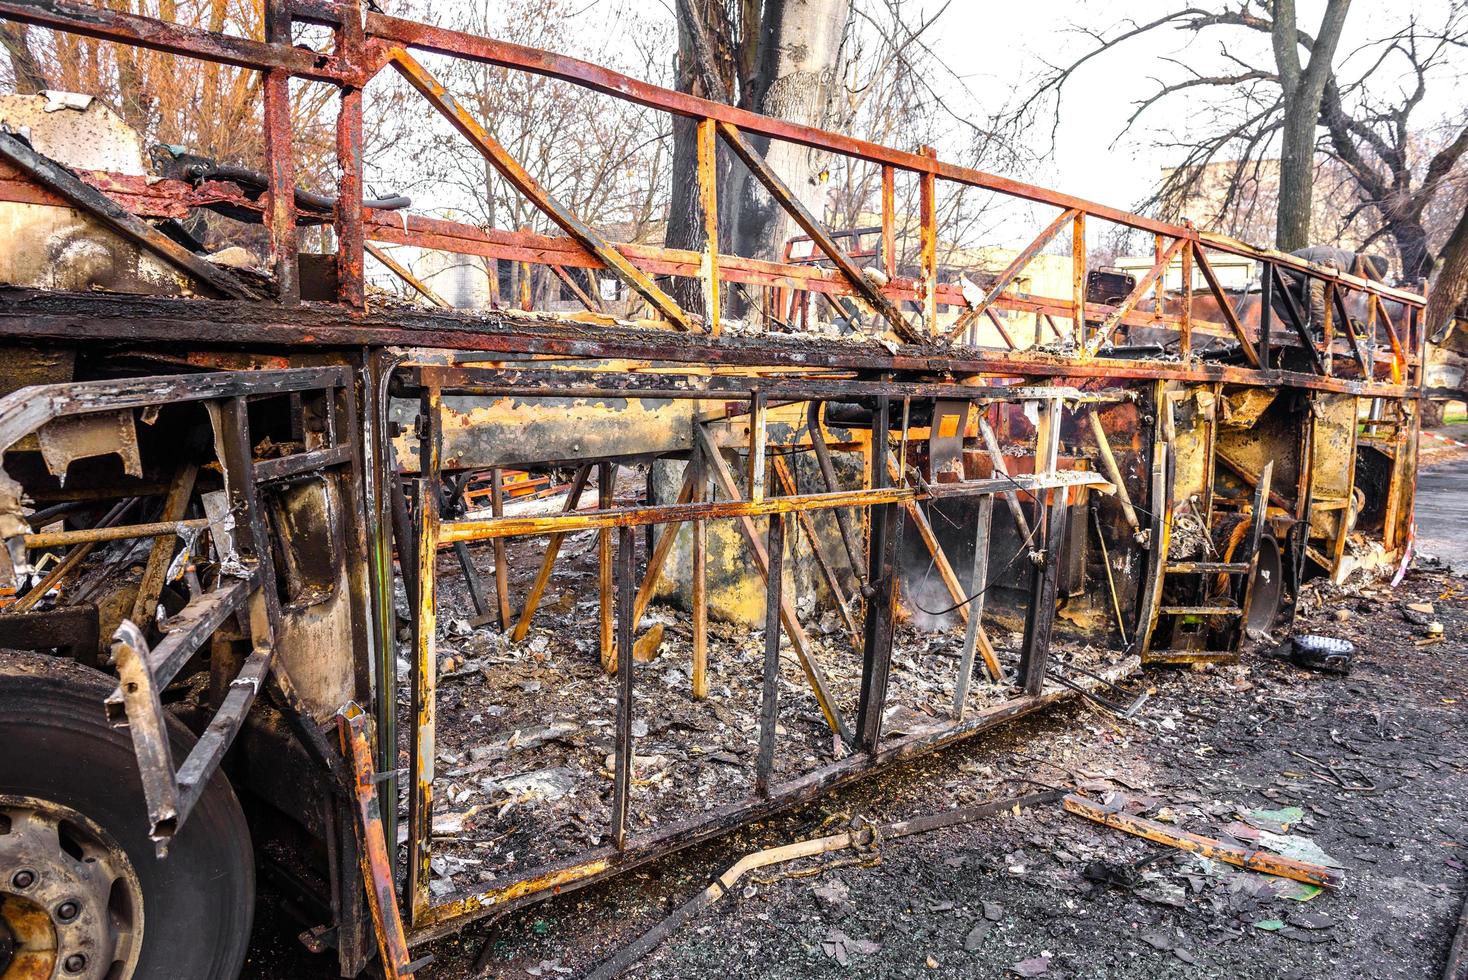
[108,623,183,853]
[413,655,1138,936]
[414,365,1121,404]
[263,0,300,304]
[0,292,1414,399]
[1072,212,1087,346]
[756,511,785,797]
[366,243,452,308]
[716,121,922,345]
[1152,234,1166,322]
[509,463,594,642]
[439,469,1110,542]
[610,523,635,849]
[953,494,999,717]
[0,0,348,81]
[334,1,368,308]
[407,384,442,922]
[1190,247,1262,368]
[919,146,939,334]
[697,117,721,335]
[690,444,709,698]
[0,131,258,300]
[944,209,1079,342]
[387,49,693,332]
[1179,240,1193,356]
[1085,236,1186,356]
[253,442,354,482]
[770,455,861,649]
[337,707,419,979]
[488,469,512,630]
[695,425,851,743]
[129,462,199,628]
[598,462,617,673]
[360,11,1185,238]
[1268,265,1326,375]
[855,396,900,753]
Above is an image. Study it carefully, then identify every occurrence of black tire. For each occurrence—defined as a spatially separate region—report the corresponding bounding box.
[0,650,254,979]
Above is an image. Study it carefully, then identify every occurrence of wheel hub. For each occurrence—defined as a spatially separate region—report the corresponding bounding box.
[0,796,143,980]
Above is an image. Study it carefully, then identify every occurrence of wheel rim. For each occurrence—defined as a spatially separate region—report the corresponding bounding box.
[1245,536,1284,634]
[0,796,143,980]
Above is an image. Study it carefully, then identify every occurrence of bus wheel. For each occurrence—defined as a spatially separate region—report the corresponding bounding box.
[0,651,254,979]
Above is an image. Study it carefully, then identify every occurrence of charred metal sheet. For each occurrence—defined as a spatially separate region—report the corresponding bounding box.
[36,410,142,483]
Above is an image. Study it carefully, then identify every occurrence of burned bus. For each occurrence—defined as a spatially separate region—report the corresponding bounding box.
[0,2,1436,977]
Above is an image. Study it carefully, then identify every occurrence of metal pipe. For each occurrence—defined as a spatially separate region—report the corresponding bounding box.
[23,517,208,550]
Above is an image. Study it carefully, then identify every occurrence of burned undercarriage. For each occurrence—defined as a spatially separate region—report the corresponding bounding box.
[0,2,1442,978]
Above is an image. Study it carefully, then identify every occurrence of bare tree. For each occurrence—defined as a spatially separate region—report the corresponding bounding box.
[1010,2,1468,281]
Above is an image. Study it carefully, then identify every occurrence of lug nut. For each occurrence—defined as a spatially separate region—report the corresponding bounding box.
[10,870,35,889]
[63,953,87,973]
[56,901,79,922]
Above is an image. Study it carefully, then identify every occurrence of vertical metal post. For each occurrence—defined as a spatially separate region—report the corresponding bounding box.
[881,165,896,281]
[1179,240,1193,357]
[696,117,720,335]
[919,147,939,334]
[598,461,616,672]
[1259,262,1274,367]
[405,386,440,920]
[953,493,996,718]
[333,0,365,308]
[262,0,298,303]
[756,512,785,797]
[748,390,767,504]
[1018,489,1069,696]
[486,468,511,631]
[855,396,899,753]
[690,445,709,699]
[610,524,634,850]
[1072,212,1087,346]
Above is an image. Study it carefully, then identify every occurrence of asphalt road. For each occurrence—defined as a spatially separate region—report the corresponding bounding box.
[1415,457,1468,574]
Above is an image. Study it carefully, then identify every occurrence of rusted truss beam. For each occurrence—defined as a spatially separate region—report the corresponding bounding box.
[944,208,1078,342]
[715,121,922,344]
[1085,237,1186,355]
[0,0,349,82]
[387,48,694,332]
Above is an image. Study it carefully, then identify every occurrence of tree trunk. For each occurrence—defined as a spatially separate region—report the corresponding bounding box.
[727,0,851,262]
[1270,0,1351,253]
[1426,201,1468,344]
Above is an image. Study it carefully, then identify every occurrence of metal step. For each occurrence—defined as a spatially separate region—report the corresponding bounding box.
[1143,649,1242,665]
[1165,561,1249,574]
[1158,604,1241,616]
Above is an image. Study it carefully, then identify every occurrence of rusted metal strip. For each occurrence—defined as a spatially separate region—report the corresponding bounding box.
[263,0,300,304]
[945,208,1079,342]
[953,494,999,715]
[770,455,861,648]
[690,444,710,698]
[337,707,419,979]
[610,523,635,849]
[1018,490,1069,695]
[855,397,899,752]
[598,462,617,673]
[715,121,922,345]
[696,117,720,335]
[1062,794,1342,887]
[388,48,693,332]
